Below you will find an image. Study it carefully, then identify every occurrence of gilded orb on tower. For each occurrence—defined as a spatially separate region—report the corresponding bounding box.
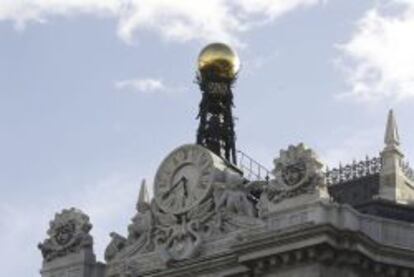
[197,42,240,80]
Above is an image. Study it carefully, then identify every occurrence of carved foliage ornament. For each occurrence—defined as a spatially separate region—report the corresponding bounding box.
[38,208,93,262]
[105,144,262,273]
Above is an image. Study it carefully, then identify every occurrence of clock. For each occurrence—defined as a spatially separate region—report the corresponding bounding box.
[154,144,231,214]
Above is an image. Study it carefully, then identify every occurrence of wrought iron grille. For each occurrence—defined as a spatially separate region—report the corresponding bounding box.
[235,151,414,185]
[237,150,271,181]
[325,156,382,186]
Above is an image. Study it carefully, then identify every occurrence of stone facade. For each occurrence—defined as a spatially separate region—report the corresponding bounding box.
[39,112,414,277]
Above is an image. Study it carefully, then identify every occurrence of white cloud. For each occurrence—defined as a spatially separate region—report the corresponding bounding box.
[0,0,324,44]
[0,0,121,30]
[115,78,166,93]
[115,77,189,94]
[338,1,414,102]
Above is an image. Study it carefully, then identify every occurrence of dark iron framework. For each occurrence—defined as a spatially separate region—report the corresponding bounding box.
[196,72,237,165]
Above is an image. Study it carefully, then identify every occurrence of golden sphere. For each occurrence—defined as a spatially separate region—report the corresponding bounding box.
[198,42,240,79]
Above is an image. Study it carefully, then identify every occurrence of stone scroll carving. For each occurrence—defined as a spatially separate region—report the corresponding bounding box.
[105,180,154,263]
[38,208,93,262]
[105,177,263,275]
[213,179,260,233]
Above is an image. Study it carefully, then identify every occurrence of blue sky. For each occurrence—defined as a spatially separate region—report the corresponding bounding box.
[2,0,414,275]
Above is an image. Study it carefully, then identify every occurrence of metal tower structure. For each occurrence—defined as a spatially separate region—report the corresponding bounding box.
[195,43,239,165]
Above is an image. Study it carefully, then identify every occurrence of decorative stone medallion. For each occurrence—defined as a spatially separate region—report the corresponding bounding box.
[273,143,324,192]
[281,161,307,188]
[54,221,76,246]
[38,208,93,262]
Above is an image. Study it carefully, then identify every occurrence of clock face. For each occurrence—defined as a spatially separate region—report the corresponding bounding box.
[154,145,215,214]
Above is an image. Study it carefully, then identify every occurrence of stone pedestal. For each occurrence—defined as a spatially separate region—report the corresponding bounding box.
[378,110,414,204]
[259,143,329,217]
[40,249,105,277]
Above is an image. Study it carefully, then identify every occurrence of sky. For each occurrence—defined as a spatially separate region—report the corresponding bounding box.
[2,0,414,276]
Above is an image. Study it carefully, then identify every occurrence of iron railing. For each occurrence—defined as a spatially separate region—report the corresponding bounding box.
[237,150,271,181]
[325,156,382,186]
[236,151,414,186]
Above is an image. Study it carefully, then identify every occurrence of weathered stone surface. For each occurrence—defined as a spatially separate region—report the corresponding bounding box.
[379,110,414,204]
[38,208,93,262]
[39,143,414,277]
[259,143,329,217]
[104,176,414,276]
[103,145,263,276]
[104,200,414,276]
[38,208,105,277]
[103,145,414,276]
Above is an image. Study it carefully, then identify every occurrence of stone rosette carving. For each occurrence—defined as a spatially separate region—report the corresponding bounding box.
[38,208,93,262]
[262,143,326,206]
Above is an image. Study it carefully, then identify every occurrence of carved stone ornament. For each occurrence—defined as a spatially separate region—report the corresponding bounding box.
[38,208,93,262]
[105,145,263,275]
[264,143,326,205]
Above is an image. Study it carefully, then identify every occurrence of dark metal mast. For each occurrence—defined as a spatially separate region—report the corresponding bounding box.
[196,43,239,165]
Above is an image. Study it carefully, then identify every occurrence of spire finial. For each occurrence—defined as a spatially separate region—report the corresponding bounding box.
[379,109,410,203]
[137,179,149,212]
[385,109,400,147]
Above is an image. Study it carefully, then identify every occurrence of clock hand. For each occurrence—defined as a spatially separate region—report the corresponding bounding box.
[162,176,186,200]
[181,177,188,207]
[182,177,188,198]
